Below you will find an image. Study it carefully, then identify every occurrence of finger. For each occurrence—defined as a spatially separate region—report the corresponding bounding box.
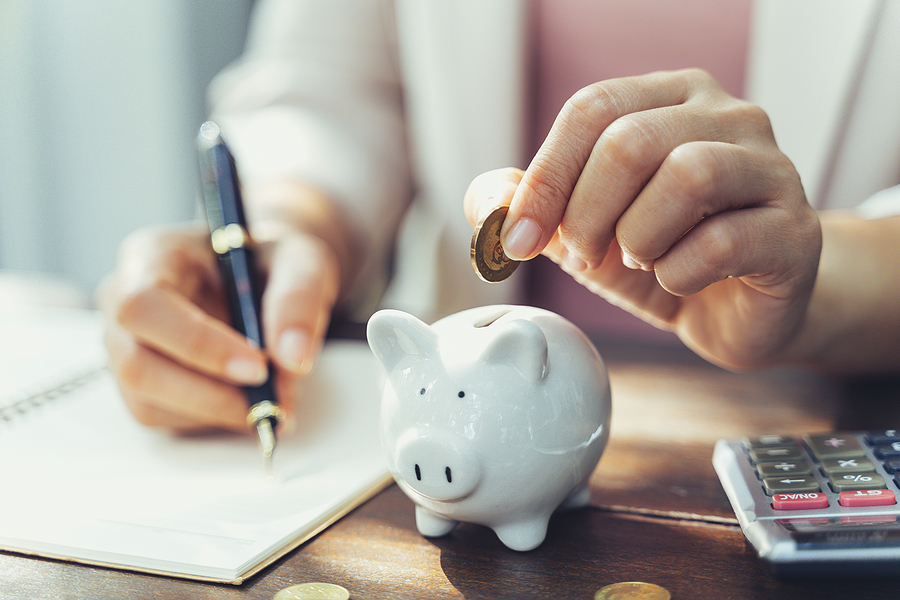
[108,326,251,432]
[502,70,700,261]
[111,227,269,385]
[117,337,303,435]
[261,234,340,376]
[123,397,223,433]
[463,168,524,227]
[538,230,597,275]
[272,370,301,435]
[115,284,269,385]
[653,202,819,299]
[616,141,795,270]
[559,95,771,269]
[542,236,681,329]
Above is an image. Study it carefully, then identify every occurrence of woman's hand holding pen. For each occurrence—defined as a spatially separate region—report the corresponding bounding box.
[99,183,352,433]
[465,69,822,372]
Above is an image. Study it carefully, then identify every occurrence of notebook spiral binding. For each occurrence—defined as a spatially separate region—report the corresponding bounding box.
[0,368,105,422]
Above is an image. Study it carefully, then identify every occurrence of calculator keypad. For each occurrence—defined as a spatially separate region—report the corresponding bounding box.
[743,431,899,511]
[713,433,900,575]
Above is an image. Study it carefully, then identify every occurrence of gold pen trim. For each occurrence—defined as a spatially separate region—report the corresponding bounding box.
[246,400,287,429]
[211,223,253,255]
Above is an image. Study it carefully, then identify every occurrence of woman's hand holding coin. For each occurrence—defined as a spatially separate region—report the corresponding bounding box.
[464,69,822,372]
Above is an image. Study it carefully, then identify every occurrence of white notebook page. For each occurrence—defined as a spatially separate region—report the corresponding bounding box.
[0,309,389,583]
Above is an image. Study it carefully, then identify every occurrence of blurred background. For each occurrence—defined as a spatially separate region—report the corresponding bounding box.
[3,0,894,315]
[0,0,253,305]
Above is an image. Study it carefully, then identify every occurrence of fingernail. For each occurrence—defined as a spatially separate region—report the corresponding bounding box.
[562,250,588,272]
[278,328,311,375]
[622,251,641,270]
[503,218,542,260]
[226,357,267,384]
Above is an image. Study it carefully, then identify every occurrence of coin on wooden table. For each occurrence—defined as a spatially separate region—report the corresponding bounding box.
[470,205,520,283]
[274,582,351,600]
[594,581,671,600]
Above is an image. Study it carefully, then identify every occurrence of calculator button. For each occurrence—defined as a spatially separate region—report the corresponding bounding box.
[828,473,886,492]
[882,458,900,473]
[756,460,811,478]
[743,435,795,449]
[819,457,876,475]
[838,489,897,508]
[865,430,900,446]
[771,492,829,510]
[805,433,865,460]
[873,442,900,459]
[763,476,820,495]
[749,446,803,463]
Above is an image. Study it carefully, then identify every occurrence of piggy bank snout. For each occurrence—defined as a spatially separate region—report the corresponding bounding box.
[393,429,482,502]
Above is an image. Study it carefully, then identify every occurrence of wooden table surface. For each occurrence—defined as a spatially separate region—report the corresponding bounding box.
[5,339,900,599]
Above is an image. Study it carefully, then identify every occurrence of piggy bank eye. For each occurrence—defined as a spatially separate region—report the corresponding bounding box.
[419,388,426,395]
[457,391,465,398]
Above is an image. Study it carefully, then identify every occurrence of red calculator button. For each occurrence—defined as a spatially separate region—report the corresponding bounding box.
[838,489,897,507]
[772,492,829,510]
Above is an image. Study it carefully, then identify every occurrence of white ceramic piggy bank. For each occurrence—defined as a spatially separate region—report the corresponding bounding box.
[366,305,611,551]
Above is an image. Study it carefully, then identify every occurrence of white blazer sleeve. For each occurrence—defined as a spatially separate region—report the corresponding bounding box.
[207,0,413,313]
[856,185,900,219]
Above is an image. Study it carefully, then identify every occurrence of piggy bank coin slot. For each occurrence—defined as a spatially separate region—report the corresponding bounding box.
[473,308,513,328]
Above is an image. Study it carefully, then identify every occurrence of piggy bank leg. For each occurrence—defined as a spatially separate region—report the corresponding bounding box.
[492,516,550,552]
[415,506,458,537]
[558,483,591,511]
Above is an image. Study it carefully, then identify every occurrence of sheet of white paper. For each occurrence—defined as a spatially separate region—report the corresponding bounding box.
[0,309,389,582]
[0,307,105,406]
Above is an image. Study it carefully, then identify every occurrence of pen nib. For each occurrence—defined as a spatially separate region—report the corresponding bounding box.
[256,418,276,479]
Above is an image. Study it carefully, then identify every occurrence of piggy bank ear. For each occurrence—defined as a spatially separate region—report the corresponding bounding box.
[367,309,439,373]
[479,319,548,384]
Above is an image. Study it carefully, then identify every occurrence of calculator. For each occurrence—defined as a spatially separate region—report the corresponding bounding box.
[712,431,900,577]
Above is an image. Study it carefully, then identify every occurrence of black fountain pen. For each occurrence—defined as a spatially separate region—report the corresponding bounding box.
[197,121,285,472]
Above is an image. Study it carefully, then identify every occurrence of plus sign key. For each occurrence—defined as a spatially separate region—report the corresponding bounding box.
[805,432,865,461]
[757,460,811,478]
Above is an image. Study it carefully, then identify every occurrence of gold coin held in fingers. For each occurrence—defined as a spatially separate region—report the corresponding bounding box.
[470,205,520,283]
[274,582,351,600]
[594,581,671,600]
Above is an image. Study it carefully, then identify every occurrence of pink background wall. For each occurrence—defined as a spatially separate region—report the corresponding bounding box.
[525,0,754,345]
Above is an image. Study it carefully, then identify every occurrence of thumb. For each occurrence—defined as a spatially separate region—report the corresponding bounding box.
[463,167,525,228]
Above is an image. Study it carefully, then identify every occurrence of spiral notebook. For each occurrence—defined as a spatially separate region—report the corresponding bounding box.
[0,307,391,584]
